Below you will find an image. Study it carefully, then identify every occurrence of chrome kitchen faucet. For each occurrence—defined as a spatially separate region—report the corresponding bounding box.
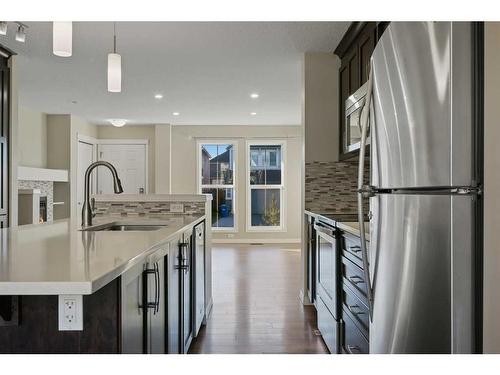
[82,161,124,227]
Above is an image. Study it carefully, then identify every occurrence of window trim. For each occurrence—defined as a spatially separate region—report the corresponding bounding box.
[197,140,238,232]
[246,140,286,232]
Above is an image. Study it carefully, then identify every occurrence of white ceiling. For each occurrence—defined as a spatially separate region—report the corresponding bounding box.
[0,22,349,125]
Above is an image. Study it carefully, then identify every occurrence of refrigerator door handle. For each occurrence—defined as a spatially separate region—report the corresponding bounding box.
[357,57,375,322]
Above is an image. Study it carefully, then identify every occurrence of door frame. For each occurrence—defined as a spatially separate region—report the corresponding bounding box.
[96,139,149,194]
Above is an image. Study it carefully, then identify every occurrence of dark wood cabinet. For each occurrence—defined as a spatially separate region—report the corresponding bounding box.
[335,22,389,160]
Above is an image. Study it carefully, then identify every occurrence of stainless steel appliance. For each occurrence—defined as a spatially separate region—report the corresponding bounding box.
[344,82,369,154]
[357,22,483,354]
[314,218,340,353]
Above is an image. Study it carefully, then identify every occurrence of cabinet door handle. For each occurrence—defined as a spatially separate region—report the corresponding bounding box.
[348,275,365,285]
[347,345,362,354]
[154,262,160,314]
[347,304,366,316]
[349,245,362,253]
[143,268,157,311]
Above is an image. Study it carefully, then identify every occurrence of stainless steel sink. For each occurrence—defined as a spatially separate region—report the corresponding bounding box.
[81,222,167,232]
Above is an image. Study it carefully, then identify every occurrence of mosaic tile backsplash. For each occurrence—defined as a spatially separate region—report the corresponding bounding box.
[18,180,54,222]
[305,159,369,215]
[94,200,205,218]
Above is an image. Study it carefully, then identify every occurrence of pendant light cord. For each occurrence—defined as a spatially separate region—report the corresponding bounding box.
[113,22,117,53]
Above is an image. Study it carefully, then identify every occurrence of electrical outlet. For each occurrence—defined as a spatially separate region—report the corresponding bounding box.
[170,203,184,213]
[58,295,83,331]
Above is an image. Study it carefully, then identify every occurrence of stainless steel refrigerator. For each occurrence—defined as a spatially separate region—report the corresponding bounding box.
[357,22,483,354]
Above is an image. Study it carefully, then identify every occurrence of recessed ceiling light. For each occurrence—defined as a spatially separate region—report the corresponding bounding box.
[250,112,257,116]
[250,93,259,99]
[109,119,126,127]
[172,112,180,116]
[154,94,163,100]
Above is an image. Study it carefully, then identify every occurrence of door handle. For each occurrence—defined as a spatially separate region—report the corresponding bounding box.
[154,262,160,314]
[357,57,374,321]
[347,304,366,316]
[142,267,158,312]
[349,245,362,253]
[348,275,365,285]
[347,345,362,354]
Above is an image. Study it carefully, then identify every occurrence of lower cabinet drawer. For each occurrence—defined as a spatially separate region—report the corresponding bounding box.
[342,310,369,354]
[341,256,368,306]
[317,296,340,354]
[342,283,369,337]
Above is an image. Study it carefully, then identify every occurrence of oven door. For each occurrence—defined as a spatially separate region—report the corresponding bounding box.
[315,222,339,318]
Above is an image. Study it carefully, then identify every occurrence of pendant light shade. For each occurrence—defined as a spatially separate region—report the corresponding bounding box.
[53,22,72,57]
[107,53,122,92]
[107,22,121,93]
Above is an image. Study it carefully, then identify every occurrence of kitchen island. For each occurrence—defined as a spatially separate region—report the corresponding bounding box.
[0,214,207,354]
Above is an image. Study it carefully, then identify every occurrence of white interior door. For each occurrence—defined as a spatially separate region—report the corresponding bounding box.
[77,141,95,225]
[97,143,147,195]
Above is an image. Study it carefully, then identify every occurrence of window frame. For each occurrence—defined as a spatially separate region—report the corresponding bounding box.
[246,140,286,232]
[197,140,238,232]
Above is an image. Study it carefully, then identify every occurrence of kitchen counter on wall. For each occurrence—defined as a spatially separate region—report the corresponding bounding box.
[0,214,204,295]
[304,210,369,238]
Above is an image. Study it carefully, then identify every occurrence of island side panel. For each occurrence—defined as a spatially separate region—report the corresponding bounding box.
[0,278,121,354]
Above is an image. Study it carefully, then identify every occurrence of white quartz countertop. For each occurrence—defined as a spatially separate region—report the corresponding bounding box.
[0,214,204,296]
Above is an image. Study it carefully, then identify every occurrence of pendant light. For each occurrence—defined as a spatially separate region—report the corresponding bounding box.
[53,22,72,57]
[107,22,121,93]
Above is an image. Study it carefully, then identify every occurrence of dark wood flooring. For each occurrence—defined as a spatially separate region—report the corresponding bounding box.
[189,244,328,354]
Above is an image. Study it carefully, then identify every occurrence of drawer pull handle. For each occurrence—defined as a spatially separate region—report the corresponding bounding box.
[348,275,365,285]
[349,245,361,253]
[348,304,366,316]
[347,345,362,354]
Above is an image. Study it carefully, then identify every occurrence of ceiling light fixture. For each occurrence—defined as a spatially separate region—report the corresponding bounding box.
[15,22,27,43]
[250,93,259,99]
[172,112,180,116]
[154,94,163,99]
[109,119,126,127]
[53,22,72,57]
[107,22,121,93]
[250,112,257,116]
[0,22,7,36]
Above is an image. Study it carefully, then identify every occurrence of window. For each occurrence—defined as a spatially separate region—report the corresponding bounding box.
[247,142,285,230]
[198,142,236,230]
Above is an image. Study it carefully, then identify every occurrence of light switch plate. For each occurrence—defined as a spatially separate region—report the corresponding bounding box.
[58,295,83,331]
[170,203,184,213]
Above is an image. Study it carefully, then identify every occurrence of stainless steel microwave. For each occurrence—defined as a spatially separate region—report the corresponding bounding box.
[344,81,369,154]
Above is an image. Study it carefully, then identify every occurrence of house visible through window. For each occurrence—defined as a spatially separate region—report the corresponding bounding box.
[199,143,236,230]
[248,143,284,230]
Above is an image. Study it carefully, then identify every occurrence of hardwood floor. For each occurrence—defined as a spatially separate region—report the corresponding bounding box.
[189,244,328,354]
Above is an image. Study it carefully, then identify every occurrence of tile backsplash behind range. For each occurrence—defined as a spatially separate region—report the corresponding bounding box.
[94,200,205,217]
[305,159,369,215]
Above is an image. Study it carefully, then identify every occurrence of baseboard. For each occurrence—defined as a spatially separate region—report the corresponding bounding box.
[212,238,301,244]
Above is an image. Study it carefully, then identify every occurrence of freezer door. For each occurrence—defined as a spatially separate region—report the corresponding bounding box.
[371,22,473,189]
[369,193,475,353]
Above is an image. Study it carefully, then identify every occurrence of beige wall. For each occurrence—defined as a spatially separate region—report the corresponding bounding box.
[18,107,47,168]
[483,22,500,353]
[46,114,71,219]
[304,52,340,162]
[97,125,156,193]
[155,125,172,194]
[169,125,302,242]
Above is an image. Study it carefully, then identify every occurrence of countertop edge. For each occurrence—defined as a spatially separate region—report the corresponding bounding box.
[0,215,205,296]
